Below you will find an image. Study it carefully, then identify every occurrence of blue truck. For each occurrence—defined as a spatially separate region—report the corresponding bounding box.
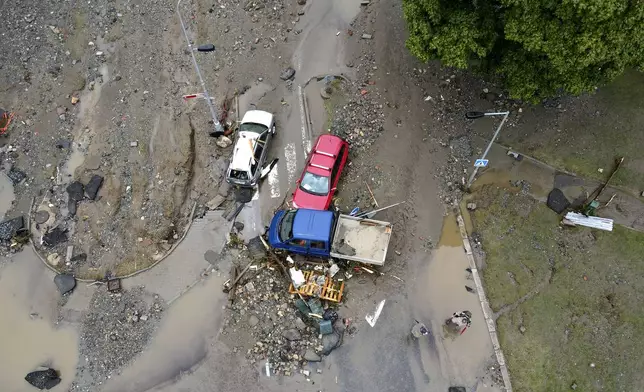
[267,208,393,266]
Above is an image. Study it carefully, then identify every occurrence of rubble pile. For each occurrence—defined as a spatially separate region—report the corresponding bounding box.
[71,286,164,391]
[330,95,385,151]
[224,258,346,377]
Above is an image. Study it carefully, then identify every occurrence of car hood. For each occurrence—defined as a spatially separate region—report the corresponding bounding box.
[292,188,329,210]
[241,110,273,128]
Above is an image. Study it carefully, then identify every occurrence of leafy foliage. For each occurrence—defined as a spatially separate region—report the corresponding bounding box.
[402,0,644,102]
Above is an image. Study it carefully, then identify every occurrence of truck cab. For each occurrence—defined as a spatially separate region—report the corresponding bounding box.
[268,209,335,258]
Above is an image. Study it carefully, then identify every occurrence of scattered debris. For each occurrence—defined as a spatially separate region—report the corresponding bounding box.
[55,140,71,149]
[206,195,226,210]
[288,270,345,302]
[361,33,372,39]
[563,212,613,231]
[445,311,472,335]
[216,136,233,148]
[290,267,306,288]
[7,168,26,184]
[54,274,76,295]
[506,150,523,161]
[0,216,24,241]
[107,278,122,292]
[519,325,526,334]
[466,202,477,211]
[24,367,61,390]
[365,299,385,327]
[65,245,74,262]
[465,285,475,293]
[547,188,570,214]
[47,253,61,266]
[71,96,80,105]
[0,108,15,134]
[365,181,379,207]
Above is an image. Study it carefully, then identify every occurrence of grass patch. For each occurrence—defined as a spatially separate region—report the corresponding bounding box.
[471,185,644,392]
[498,69,644,191]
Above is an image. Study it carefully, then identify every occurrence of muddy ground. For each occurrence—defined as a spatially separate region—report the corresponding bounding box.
[1,0,642,390]
[0,0,298,278]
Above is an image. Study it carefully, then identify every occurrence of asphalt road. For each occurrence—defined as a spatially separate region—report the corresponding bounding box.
[236,0,361,242]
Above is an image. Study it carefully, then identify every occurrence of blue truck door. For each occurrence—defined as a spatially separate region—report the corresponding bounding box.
[287,239,308,256]
[308,240,328,258]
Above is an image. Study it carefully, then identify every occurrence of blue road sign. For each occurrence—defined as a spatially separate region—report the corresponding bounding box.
[474,159,489,168]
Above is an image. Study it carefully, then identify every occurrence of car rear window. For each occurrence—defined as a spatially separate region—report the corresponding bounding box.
[300,171,329,196]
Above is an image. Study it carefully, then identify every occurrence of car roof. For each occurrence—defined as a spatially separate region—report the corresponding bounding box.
[292,209,335,241]
[230,132,259,171]
[305,135,344,176]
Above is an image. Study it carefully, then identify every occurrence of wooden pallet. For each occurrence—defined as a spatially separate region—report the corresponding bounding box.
[289,270,344,303]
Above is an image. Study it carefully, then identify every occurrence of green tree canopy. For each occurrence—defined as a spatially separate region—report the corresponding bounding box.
[403,0,644,102]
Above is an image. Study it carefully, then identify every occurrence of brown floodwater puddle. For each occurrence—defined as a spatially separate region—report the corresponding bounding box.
[0,252,79,392]
[438,214,462,248]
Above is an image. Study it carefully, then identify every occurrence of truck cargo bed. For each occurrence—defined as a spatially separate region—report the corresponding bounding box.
[330,214,392,266]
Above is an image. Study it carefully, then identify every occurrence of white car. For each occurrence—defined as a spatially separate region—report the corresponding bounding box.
[225,110,276,187]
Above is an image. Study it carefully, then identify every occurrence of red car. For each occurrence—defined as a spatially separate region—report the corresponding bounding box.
[292,135,349,210]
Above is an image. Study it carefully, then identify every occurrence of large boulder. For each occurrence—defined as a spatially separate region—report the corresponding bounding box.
[24,367,61,389]
[42,227,68,247]
[66,181,84,202]
[85,175,104,200]
[547,188,570,214]
[54,274,76,295]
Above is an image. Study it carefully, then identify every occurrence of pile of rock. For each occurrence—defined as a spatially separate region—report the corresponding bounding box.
[71,286,164,390]
[330,96,385,151]
[224,260,345,377]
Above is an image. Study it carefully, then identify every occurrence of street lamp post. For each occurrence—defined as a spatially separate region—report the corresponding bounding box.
[465,110,510,190]
[177,0,225,136]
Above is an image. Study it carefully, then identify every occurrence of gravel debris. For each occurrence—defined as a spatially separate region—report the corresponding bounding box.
[70,286,164,391]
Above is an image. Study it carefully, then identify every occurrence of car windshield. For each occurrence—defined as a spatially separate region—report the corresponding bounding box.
[300,171,329,196]
[240,122,268,135]
[278,210,297,242]
[229,169,249,181]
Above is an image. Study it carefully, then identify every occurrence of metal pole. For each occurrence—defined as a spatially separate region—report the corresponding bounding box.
[177,0,224,136]
[465,111,510,190]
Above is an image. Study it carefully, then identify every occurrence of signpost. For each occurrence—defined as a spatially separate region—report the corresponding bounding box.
[465,111,510,190]
[474,159,489,168]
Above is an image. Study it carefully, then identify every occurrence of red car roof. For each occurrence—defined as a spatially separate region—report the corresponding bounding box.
[306,135,343,176]
[293,135,347,210]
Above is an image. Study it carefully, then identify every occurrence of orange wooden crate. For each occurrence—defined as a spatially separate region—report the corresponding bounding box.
[289,270,344,303]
